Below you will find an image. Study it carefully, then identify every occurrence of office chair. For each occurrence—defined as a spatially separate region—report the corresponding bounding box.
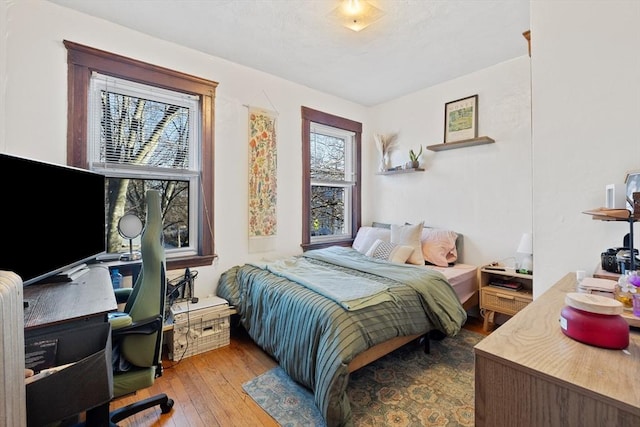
[89,189,174,426]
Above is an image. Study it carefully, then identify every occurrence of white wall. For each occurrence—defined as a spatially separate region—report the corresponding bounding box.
[4,1,638,300]
[2,0,367,296]
[366,57,532,268]
[531,0,640,296]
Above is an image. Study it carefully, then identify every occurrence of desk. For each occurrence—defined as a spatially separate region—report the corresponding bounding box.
[23,264,117,336]
[474,273,640,426]
[23,264,117,427]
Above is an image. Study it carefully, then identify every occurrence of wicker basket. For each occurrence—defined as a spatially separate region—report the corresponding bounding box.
[481,287,531,316]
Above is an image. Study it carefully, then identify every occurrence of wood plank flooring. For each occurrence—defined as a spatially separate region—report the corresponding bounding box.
[109,316,489,426]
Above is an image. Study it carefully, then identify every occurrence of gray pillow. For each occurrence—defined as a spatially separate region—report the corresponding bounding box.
[371,221,391,229]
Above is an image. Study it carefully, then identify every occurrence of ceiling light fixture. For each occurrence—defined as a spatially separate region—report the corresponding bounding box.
[330,0,385,32]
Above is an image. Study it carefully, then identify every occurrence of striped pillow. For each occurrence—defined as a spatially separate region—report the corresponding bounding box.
[365,239,414,264]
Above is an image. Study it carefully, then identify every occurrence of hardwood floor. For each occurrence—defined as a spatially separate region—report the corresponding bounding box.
[110,316,490,426]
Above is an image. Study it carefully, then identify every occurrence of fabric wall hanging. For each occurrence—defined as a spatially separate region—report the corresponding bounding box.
[248,107,278,252]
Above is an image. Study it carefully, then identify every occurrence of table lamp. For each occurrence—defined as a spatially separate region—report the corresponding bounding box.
[517,233,533,274]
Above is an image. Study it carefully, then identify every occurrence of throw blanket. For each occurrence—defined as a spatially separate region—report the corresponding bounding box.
[251,256,394,310]
[218,246,466,427]
[304,247,466,336]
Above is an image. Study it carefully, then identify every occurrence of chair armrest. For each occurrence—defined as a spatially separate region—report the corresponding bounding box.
[111,315,164,338]
[114,287,133,304]
[108,312,133,330]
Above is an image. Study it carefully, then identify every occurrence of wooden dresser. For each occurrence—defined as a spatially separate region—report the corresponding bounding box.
[474,273,640,427]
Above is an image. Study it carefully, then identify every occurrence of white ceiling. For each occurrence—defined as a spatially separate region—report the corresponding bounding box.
[47,0,530,106]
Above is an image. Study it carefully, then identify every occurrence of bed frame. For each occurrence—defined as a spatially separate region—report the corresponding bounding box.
[347,279,478,373]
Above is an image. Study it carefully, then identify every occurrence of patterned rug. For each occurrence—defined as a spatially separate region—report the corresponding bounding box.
[242,328,484,426]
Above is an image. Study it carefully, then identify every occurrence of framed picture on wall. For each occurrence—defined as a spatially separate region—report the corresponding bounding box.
[444,94,478,143]
[625,170,640,212]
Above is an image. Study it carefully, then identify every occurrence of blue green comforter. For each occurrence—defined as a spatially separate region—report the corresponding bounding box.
[217,246,466,427]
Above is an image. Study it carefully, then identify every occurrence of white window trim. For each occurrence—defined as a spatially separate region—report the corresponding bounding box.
[87,72,202,258]
[309,122,356,242]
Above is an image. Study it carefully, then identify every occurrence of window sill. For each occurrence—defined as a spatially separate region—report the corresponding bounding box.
[302,239,354,252]
[167,254,217,271]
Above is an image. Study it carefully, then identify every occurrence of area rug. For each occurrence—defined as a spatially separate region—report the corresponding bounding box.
[242,328,483,426]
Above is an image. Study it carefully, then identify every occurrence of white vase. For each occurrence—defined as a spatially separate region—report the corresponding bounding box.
[381,153,391,172]
[379,154,388,172]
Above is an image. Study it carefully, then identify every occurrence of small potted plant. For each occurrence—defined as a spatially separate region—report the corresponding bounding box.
[408,145,422,169]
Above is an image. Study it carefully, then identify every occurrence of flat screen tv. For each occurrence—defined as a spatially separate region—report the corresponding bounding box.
[0,153,106,285]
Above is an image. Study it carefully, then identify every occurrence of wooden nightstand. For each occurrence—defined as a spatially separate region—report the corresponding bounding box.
[479,267,533,331]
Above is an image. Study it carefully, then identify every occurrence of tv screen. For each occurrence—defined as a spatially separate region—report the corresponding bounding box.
[0,153,106,285]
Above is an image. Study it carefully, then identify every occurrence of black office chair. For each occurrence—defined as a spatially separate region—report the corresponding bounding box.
[88,189,174,426]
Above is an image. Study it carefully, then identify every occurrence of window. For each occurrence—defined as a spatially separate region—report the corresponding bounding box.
[65,40,218,269]
[301,107,361,250]
[310,124,354,239]
[89,74,198,257]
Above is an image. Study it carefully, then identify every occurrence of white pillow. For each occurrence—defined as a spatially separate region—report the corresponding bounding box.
[352,226,391,255]
[391,222,424,265]
[366,239,414,264]
[421,228,458,267]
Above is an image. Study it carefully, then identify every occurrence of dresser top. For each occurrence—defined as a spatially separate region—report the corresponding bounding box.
[474,272,640,413]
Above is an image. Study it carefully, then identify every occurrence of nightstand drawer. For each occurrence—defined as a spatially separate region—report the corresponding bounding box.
[481,287,532,315]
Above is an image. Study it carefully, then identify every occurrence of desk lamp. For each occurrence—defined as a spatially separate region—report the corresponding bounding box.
[118,213,143,261]
[517,233,533,274]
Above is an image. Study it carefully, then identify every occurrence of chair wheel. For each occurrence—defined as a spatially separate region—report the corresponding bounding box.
[161,398,174,414]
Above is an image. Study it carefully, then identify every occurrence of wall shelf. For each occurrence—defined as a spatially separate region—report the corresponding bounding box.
[582,208,637,221]
[426,136,495,152]
[376,167,424,175]
[583,207,638,271]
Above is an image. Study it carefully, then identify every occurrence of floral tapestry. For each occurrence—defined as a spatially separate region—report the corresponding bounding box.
[248,107,277,251]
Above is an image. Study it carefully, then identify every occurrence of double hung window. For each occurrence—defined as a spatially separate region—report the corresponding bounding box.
[65,41,217,268]
[301,107,361,250]
[89,73,199,257]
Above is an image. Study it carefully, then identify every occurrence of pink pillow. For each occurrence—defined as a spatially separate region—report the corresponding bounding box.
[421,228,458,267]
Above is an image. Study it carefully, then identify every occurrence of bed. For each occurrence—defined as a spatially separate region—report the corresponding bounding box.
[217,222,478,427]
[352,222,478,307]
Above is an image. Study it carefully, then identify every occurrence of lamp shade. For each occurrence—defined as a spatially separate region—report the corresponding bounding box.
[517,233,533,255]
[517,233,533,274]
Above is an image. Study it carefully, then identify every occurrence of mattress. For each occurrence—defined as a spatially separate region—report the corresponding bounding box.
[424,263,478,305]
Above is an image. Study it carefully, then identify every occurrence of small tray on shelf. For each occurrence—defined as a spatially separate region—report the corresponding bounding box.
[621,309,640,328]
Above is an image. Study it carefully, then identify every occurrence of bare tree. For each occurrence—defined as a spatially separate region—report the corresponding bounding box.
[101,92,189,252]
[310,134,347,235]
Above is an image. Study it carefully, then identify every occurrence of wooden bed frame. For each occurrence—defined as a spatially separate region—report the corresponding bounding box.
[347,289,478,373]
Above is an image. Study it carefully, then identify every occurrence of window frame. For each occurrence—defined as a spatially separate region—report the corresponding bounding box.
[88,73,200,257]
[301,106,362,251]
[64,40,218,270]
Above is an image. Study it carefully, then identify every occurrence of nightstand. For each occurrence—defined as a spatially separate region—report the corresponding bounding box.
[479,267,533,331]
